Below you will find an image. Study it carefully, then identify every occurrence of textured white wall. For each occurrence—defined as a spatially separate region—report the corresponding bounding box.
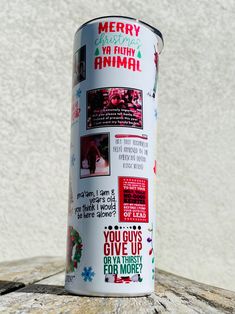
[0,0,234,291]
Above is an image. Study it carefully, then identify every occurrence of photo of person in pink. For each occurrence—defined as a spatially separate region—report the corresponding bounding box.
[80,133,110,178]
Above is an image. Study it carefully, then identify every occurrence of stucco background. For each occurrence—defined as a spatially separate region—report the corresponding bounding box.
[0,0,234,291]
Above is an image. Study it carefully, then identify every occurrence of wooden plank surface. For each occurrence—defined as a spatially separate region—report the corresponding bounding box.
[0,256,65,295]
[0,257,234,313]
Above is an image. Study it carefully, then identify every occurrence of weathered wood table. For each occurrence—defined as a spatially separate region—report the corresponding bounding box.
[0,257,234,313]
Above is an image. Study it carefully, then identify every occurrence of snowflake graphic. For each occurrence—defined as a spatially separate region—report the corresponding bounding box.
[81,266,95,282]
[71,154,76,166]
[76,88,82,99]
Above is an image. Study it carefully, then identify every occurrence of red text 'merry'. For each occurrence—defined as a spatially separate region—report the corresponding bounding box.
[98,22,140,37]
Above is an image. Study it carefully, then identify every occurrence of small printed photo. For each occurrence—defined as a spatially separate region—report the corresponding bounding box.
[73,45,86,86]
[87,87,143,129]
[80,133,110,178]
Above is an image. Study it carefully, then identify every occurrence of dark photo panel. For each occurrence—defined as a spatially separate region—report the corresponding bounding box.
[80,133,110,179]
[87,87,143,129]
[73,45,86,86]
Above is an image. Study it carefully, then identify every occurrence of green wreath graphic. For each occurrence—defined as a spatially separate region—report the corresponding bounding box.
[66,226,83,273]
